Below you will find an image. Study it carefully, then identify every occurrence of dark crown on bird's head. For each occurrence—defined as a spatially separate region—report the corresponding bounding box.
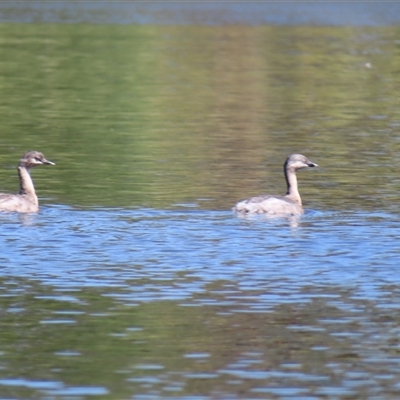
[18,151,55,169]
[284,154,317,170]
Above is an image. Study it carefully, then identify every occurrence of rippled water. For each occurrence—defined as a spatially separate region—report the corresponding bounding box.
[1,17,400,400]
[3,206,400,294]
[2,207,400,398]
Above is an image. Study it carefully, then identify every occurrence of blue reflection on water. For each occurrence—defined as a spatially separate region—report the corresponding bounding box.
[0,205,399,307]
[0,2,399,26]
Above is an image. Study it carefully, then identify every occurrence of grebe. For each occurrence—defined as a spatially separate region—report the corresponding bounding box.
[0,151,55,213]
[233,154,317,216]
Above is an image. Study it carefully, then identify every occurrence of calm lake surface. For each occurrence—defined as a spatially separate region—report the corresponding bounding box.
[1,13,400,400]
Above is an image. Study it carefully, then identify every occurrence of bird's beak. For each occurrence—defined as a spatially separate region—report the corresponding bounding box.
[308,162,318,167]
[44,159,55,166]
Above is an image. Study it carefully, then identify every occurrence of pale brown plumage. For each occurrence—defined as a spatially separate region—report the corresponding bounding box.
[233,154,317,216]
[0,151,55,213]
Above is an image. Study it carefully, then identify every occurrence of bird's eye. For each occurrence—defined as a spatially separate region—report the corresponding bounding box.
[34,157,42,162]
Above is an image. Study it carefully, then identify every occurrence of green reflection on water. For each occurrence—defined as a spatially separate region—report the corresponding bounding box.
[0,24,400,211]
[0,279,399,398]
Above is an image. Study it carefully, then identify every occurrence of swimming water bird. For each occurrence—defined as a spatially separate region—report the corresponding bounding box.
[233,154,317,216]
[0,151,55,213]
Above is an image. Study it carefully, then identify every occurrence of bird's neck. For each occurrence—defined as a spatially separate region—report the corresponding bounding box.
[18,166,37,199]
[285,168,301,205]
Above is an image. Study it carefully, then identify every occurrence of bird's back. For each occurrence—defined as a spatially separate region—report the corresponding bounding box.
[233,195,303,215]
[0,193,38,213]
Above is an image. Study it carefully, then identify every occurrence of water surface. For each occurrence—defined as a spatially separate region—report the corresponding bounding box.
[1,23,400,399]
[1,1,400,26]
